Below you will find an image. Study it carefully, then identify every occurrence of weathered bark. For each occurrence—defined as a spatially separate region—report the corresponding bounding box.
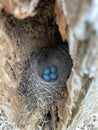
[0,0,39,19]
[61,0,98,129]
[0,0,98,130]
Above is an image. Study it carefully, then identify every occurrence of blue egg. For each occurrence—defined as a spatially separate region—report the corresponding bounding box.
[50,65,57,73]
[42,74,51,82]
[43,67,50,74]
[50,73,57,80]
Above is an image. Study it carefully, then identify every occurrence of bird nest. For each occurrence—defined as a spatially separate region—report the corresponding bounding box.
[18,41,73,109]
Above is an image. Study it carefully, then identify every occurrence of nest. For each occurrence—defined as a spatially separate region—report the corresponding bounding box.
[18,41,73,109]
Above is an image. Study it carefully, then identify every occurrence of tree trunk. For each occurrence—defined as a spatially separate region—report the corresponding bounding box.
[0,0,98,130]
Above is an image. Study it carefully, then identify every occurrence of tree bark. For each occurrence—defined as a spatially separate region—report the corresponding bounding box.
[61,0,98,129]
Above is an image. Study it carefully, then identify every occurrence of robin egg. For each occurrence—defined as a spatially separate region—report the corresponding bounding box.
[50,73,57,80]
[50,65,57,73]
[43,67,50,75]
[42,74,51,82]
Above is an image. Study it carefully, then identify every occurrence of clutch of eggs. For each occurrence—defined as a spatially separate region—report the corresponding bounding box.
[42,65,57,82]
